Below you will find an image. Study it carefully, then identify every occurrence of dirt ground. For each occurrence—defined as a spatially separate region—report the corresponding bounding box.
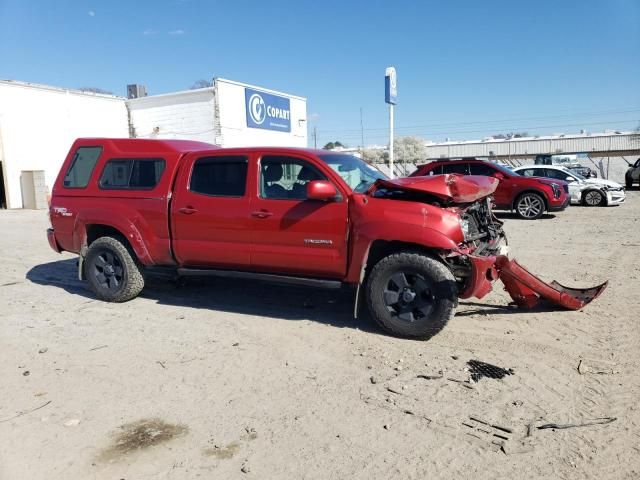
[1,193,639,480]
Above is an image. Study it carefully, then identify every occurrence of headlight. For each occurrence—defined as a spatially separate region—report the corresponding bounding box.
[551,183,561,198]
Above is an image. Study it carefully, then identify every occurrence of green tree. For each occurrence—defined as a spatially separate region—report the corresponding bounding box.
[323,141,345,150]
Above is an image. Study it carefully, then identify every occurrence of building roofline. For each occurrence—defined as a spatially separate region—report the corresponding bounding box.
[425,130,637,147]
[0,79,124,100]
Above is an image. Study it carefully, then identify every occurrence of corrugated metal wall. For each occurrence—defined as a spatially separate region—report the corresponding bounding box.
[425,133,639,159]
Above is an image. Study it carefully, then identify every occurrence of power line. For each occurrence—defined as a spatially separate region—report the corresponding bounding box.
[321,119,639,142]
[317,107,640,134]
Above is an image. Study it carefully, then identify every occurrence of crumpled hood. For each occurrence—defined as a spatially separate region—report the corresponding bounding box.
[584,178,622,189]
[372,174,499,203]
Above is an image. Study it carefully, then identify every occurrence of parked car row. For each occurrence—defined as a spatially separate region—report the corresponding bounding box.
[513,165,626,206]
[410,157,626,219]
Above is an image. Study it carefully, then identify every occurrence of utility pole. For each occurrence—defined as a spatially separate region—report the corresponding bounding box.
[313,126,317,149]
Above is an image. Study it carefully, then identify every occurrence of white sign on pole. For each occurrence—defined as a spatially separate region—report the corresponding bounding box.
[385,67,397,178]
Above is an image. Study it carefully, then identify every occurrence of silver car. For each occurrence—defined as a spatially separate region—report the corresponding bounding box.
[514,165,625,206]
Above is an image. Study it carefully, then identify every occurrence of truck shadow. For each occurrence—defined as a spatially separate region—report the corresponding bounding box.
[494,212,557,220]
[26,258,381,335]
[457,300,565,316]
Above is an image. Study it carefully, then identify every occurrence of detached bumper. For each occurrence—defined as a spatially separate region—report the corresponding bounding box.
[47,228,61,253]
[458,254,607,310]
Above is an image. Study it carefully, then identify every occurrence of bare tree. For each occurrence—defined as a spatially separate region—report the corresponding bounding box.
[362,148,386,164]
[190,79,213,89]
[394,135,426,161]
[78,86,114,95]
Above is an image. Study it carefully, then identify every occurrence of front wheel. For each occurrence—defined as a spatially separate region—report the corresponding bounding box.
[515,192,545,220]
[582,189,605,207]
[84,236,145,302]
[365,252,457,339]
[626,175,633,189]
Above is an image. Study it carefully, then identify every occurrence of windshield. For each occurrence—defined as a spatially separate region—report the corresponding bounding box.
[563,167,586,181]
[492,162,517,176]
[317,154,388,192]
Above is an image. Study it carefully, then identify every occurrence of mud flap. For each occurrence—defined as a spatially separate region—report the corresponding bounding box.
[495,255,607,310]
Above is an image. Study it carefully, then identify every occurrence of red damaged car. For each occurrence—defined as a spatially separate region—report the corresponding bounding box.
[411,158,570,220]
[47,139,605,339]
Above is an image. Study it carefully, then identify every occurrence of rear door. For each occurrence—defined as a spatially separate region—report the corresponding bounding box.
[249,153,348,278]
[171,153,252,267]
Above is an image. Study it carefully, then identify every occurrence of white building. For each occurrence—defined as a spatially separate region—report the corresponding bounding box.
[127,78,307,148]
[0,78,308,209]
[0,80,129,209]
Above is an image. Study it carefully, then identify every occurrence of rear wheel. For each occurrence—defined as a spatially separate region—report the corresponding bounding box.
[582,189,605,207]
[84,236,145,302]
[366,252,457,339]
[515,192,545,220]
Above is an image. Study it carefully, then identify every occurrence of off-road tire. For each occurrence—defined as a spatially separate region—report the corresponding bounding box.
[84,236,145,302]
[365,252,457,339]
[514,192,545,220]
[582,189,605,207]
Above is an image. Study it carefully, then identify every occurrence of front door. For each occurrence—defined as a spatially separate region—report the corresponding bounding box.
[250,154,348,278]
[171,153,252,268]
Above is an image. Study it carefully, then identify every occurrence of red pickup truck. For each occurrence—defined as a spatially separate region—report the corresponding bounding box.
[47,139,605,339]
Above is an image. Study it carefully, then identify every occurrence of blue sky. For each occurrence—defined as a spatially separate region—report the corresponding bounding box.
[1,0,639,146]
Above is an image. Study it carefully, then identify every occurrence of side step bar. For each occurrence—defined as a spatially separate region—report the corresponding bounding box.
[176,268,343,289]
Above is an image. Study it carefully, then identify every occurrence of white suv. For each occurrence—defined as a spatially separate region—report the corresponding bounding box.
[626,158,640,189]
[514,165,625,206]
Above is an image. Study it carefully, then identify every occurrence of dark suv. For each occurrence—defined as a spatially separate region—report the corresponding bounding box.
[411,158,570,220]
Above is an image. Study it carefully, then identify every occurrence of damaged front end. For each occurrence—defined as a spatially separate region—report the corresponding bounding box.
[374,174,607,310]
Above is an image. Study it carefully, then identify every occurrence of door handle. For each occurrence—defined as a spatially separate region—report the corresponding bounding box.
[178,206,198,215]
[251,210,274,219]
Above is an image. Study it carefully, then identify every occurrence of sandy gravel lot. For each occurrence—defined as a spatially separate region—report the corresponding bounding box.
[1,193,639,480]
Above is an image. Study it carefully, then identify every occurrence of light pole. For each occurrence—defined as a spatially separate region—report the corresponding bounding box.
[385,67,397,178]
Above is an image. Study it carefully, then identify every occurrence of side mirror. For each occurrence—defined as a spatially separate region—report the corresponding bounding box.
[493,172,506,180]
[565,176,575,182]
[307,180,337,201]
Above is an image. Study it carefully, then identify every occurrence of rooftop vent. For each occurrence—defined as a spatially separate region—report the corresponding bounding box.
[127,84,147,99]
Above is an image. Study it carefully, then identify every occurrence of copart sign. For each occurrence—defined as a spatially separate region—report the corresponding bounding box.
[245,88,291,132]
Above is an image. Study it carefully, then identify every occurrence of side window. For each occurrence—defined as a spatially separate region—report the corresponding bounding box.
[260,155,327,200]
[190,156,248,197]
[99,158,165,189]
[544,169,566,180]
[469,164,496,176]
[441,163,469,175]
[63,146,102,188]
[634,159,640,168]
[519,169,538,177]
[428,165,443,175]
